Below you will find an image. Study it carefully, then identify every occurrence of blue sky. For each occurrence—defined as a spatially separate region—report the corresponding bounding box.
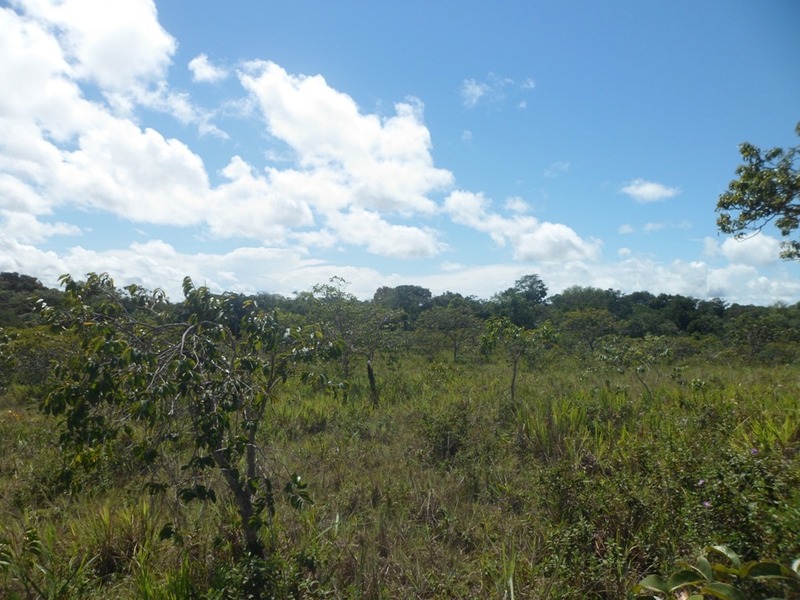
[1,0,799,304]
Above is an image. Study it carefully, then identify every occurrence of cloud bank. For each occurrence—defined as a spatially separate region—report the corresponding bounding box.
[0,0,795,306]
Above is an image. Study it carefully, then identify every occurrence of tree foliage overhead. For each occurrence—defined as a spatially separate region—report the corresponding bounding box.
[716,122,800,260]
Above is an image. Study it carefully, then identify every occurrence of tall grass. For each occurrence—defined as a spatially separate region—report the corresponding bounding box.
[2,354,798,598]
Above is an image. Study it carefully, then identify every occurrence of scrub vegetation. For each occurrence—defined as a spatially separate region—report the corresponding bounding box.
[1,270,799,599]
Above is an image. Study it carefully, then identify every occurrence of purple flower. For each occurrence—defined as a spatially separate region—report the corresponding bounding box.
[750,448,759,455]
[697,479,705,487]
[703,501,712,508]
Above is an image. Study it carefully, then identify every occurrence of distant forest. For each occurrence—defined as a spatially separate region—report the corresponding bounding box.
[2,270,799,366]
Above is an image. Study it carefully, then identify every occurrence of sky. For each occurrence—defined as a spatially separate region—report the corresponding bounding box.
[1,0,799,305]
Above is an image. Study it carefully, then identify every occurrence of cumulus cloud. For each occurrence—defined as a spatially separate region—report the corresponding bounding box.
[704,234,782,266]
[326,208,444,258]
[0,5,455,263]
[239,61,453,217]
[620,178,680,203]
[444,190,601,262]
[19,0,176,92]
[189,53,228,83]
[1,3,796,308]
[0,211,81,243]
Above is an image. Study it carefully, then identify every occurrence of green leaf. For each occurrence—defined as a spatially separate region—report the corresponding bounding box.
[633,574,669,594]
[178,484,217,503]
[706,545,742,571]
[695,555,714,582]
[743,560,799,581]
[699,581,747,600]
[668,569,705,591]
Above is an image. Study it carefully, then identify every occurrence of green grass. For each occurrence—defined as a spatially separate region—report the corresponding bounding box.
[2,353,799,598]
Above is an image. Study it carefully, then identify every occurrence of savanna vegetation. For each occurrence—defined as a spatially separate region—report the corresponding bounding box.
[1,270,799,599]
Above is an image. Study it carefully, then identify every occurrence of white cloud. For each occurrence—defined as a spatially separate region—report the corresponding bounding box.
[1,3,796,308]
[544,161,570,178]
[240,61,453,216]
[712,234,782,266]
[206,156,315,241]
[444,190,601,262]
[440,261,465,272]
[189,53,227,83]
[60,121,210,223]
[504,196,529,214]
[460,74,535,109]
[326,209,444,258]
[17,0,175,93]
[643,222,666,232]
[1,6,455,261]
[620,178,680,203]
[618,224,635,234]
[0,211,81,243]
[460,79,490,108]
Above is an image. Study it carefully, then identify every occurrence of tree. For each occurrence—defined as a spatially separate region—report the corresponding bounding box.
[549,286,622,315]
[481,317,554,405]
[40,273,321,557]
[303,277,404,404]
[556,308,619,355]
[373,284,432,325]
[491,274,548,329]
[301,277,361,384]
[716,123,800,259]
[416,298,482,362]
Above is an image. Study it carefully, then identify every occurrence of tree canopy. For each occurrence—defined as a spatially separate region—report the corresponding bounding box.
[716,122,800,260]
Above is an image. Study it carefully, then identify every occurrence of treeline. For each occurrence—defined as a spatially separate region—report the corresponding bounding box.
[2,270,799,366]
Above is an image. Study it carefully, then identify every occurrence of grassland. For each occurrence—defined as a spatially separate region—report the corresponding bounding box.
[1,346,799,599]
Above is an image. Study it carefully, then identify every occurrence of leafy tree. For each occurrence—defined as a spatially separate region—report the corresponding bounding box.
[354,303,405,405]
[716,123,800,259]
[372,284,432,324]
[549,286,622,315]
[5,326,75,390]
[39,273,322,557]
[0,272,60,327]
[724,306,800,363]
[416,298,482,362]
[481,317,554,405]
[598,335,672,400]
[491,274,548,329]
[687,298,727,336]
[555,308,619,355]
[301,277,359,382]
[303,277,403,404]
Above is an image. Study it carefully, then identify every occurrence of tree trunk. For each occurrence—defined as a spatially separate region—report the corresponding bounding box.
[367,359,379,407]
[213,448,264,557]
[510,357,519,405]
